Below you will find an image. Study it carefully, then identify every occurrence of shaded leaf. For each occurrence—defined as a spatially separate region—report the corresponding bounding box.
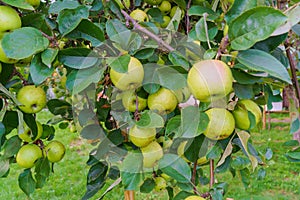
[225,0,257,23]
[140,178,155,193]
[1,0,34,10]
[136,110,164,128]
[30,54,54,85]
[80,124,106,140]
[18,169,36,196]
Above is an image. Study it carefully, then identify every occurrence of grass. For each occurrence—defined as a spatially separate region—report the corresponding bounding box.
[0,111,299,200]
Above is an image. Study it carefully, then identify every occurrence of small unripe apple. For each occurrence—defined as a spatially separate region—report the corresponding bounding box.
[148,87,178,114]
[16,144,43,168]
[154,176,167,191]
[18,121,43,142]
[158,1,171,13]
[130,9,149,22]
[187,60,233,102]
[0,6,21,39]
[161,15,171,28]
[129,125,156,147]
[45,140,66,163]
[17,85,47,114]
[110,57,144,91]
[203,108,235,140]
[232,99,262,130]
[122,90,147,112]
[185,196,205,200]
[141,141,163,168]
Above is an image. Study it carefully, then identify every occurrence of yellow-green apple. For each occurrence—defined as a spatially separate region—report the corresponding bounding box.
[187,60,233,102]
[232,99,262,130]
[154,176,167,191]
[122,90,147,112]
[18,121,43,142]
[161,15,171,28]
[0,6,21,39]
[16,144,43,168]
[203,108,235,140]
[130,9,149,22]
[129,125,156,147]
[141,141,163,168]
[158,1,171,13]
[185,196,205,200]
[17,85,47,114]
[148,87,178,114]
[44,140,66,163]
[110,57,144,90]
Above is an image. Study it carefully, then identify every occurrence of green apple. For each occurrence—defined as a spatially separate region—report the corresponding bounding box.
[148,87,178,114]
[141,141,163,168]
[158,1,171,13]
[161,15,171,28]
[203,108,235,140]
[187,60,233,102]
[0,6,21,39]
[232,99,262,130]
[185,196,205,200]
[130,9,149,22]
[154,176,167,191]
[0,40,18,63]
[18,121,43,142]
[144,0,163,5]
[0,63,2,73]
[110,57,144,91]
[122,90,147,112]
[26,0,40,7]
[17,85,47,114]
[129,125,156,147]
[45,140,66,163]
[16,144,43,168]
[170,6,179,18]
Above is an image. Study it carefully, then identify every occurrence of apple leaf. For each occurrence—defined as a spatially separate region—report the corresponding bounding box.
[140,178,155,193]
[2,111,19,135]
[35,157,50,188]
[58,48,100,69]
[217,141,233,167]
[3,135,22,158]
[228,7,287,50]
[195,18,218,42]
[173,191,195,200]
[107,54,131,73]
[66,19,105,47]
[188,6,219,20]
[237,49,291,84]
[46,99,72,118]
[18,169,36,196]
[136,110,165,128]
[49,0,81,14]
[80,124,106,140]
[225,0,257,23]
[1,27,49,59]
[168,51,190,71]
[231,156,251,170]
[1,0,34,10]
[57,6,89,36]
[0,158,10,178]
[180,106,200,138]
[158,154,191,183]
[41,48,58,68]
[30,54,54,85]
[165,115,181,137]
[184,134,207,162]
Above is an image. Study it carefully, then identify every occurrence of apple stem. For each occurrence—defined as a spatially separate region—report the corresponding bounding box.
[209,159,214,188]
[13,67,28,85]
[120,10,175,52]
[185,0,192,34]
[191,160,197,194]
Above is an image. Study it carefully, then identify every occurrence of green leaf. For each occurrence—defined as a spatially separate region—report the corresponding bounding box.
[22,13,52,36]
[197,112,209,134]
[147,8,164,23]
[239,168,250,188]
[158,154,191,183]
[173,191,194,200]
[225,0,257,23]
[30,54,54,85]
[136,110,165,128]
[134,48,155,59]
[217,141,233,167]
[165,115,181,136]
[184,135,207,162]
[66,66,105,94]
[41,48,58,67]
[228,7,287,50]
[0,158,10,177]
[285,151,300,160]
[231,69,262,84]
[188,6,219,20]
[231,156,251,170]
[57,6,89,35]
[18,169,36,196]
[282,140,299,147]
[66,19,105,47]
[172,0,186,10]
[195,18,218,42]
[35,157,50,188]
[140,178,155,193]
[237,49,291,84]
[253,34,287,53]
[49,0,81,14]
[121,152,143,190]
[180,106,200,138]
[206,144,223,160]
[2,111,18,134]
[1,0,34,10]
[272,4,300,36]
[58,48,100,69]
[3,135,21,158]
[233,83,254,99]
[80,124,106,140]
[2,27,49,59]
[46,99,72,118]
[168,51,190,71]
[107,54,131,73]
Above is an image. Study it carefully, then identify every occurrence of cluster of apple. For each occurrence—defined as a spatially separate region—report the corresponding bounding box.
[14,85,66,169]
[0,1,40,64]
[110,56,262,170]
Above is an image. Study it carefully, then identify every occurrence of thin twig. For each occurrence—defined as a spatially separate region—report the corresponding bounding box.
[13,67,28,85]
[209,159,214,188]
[191,160,198,194]
[215,35,229,60]
[186,0,192,34]
[120,10,175,52]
